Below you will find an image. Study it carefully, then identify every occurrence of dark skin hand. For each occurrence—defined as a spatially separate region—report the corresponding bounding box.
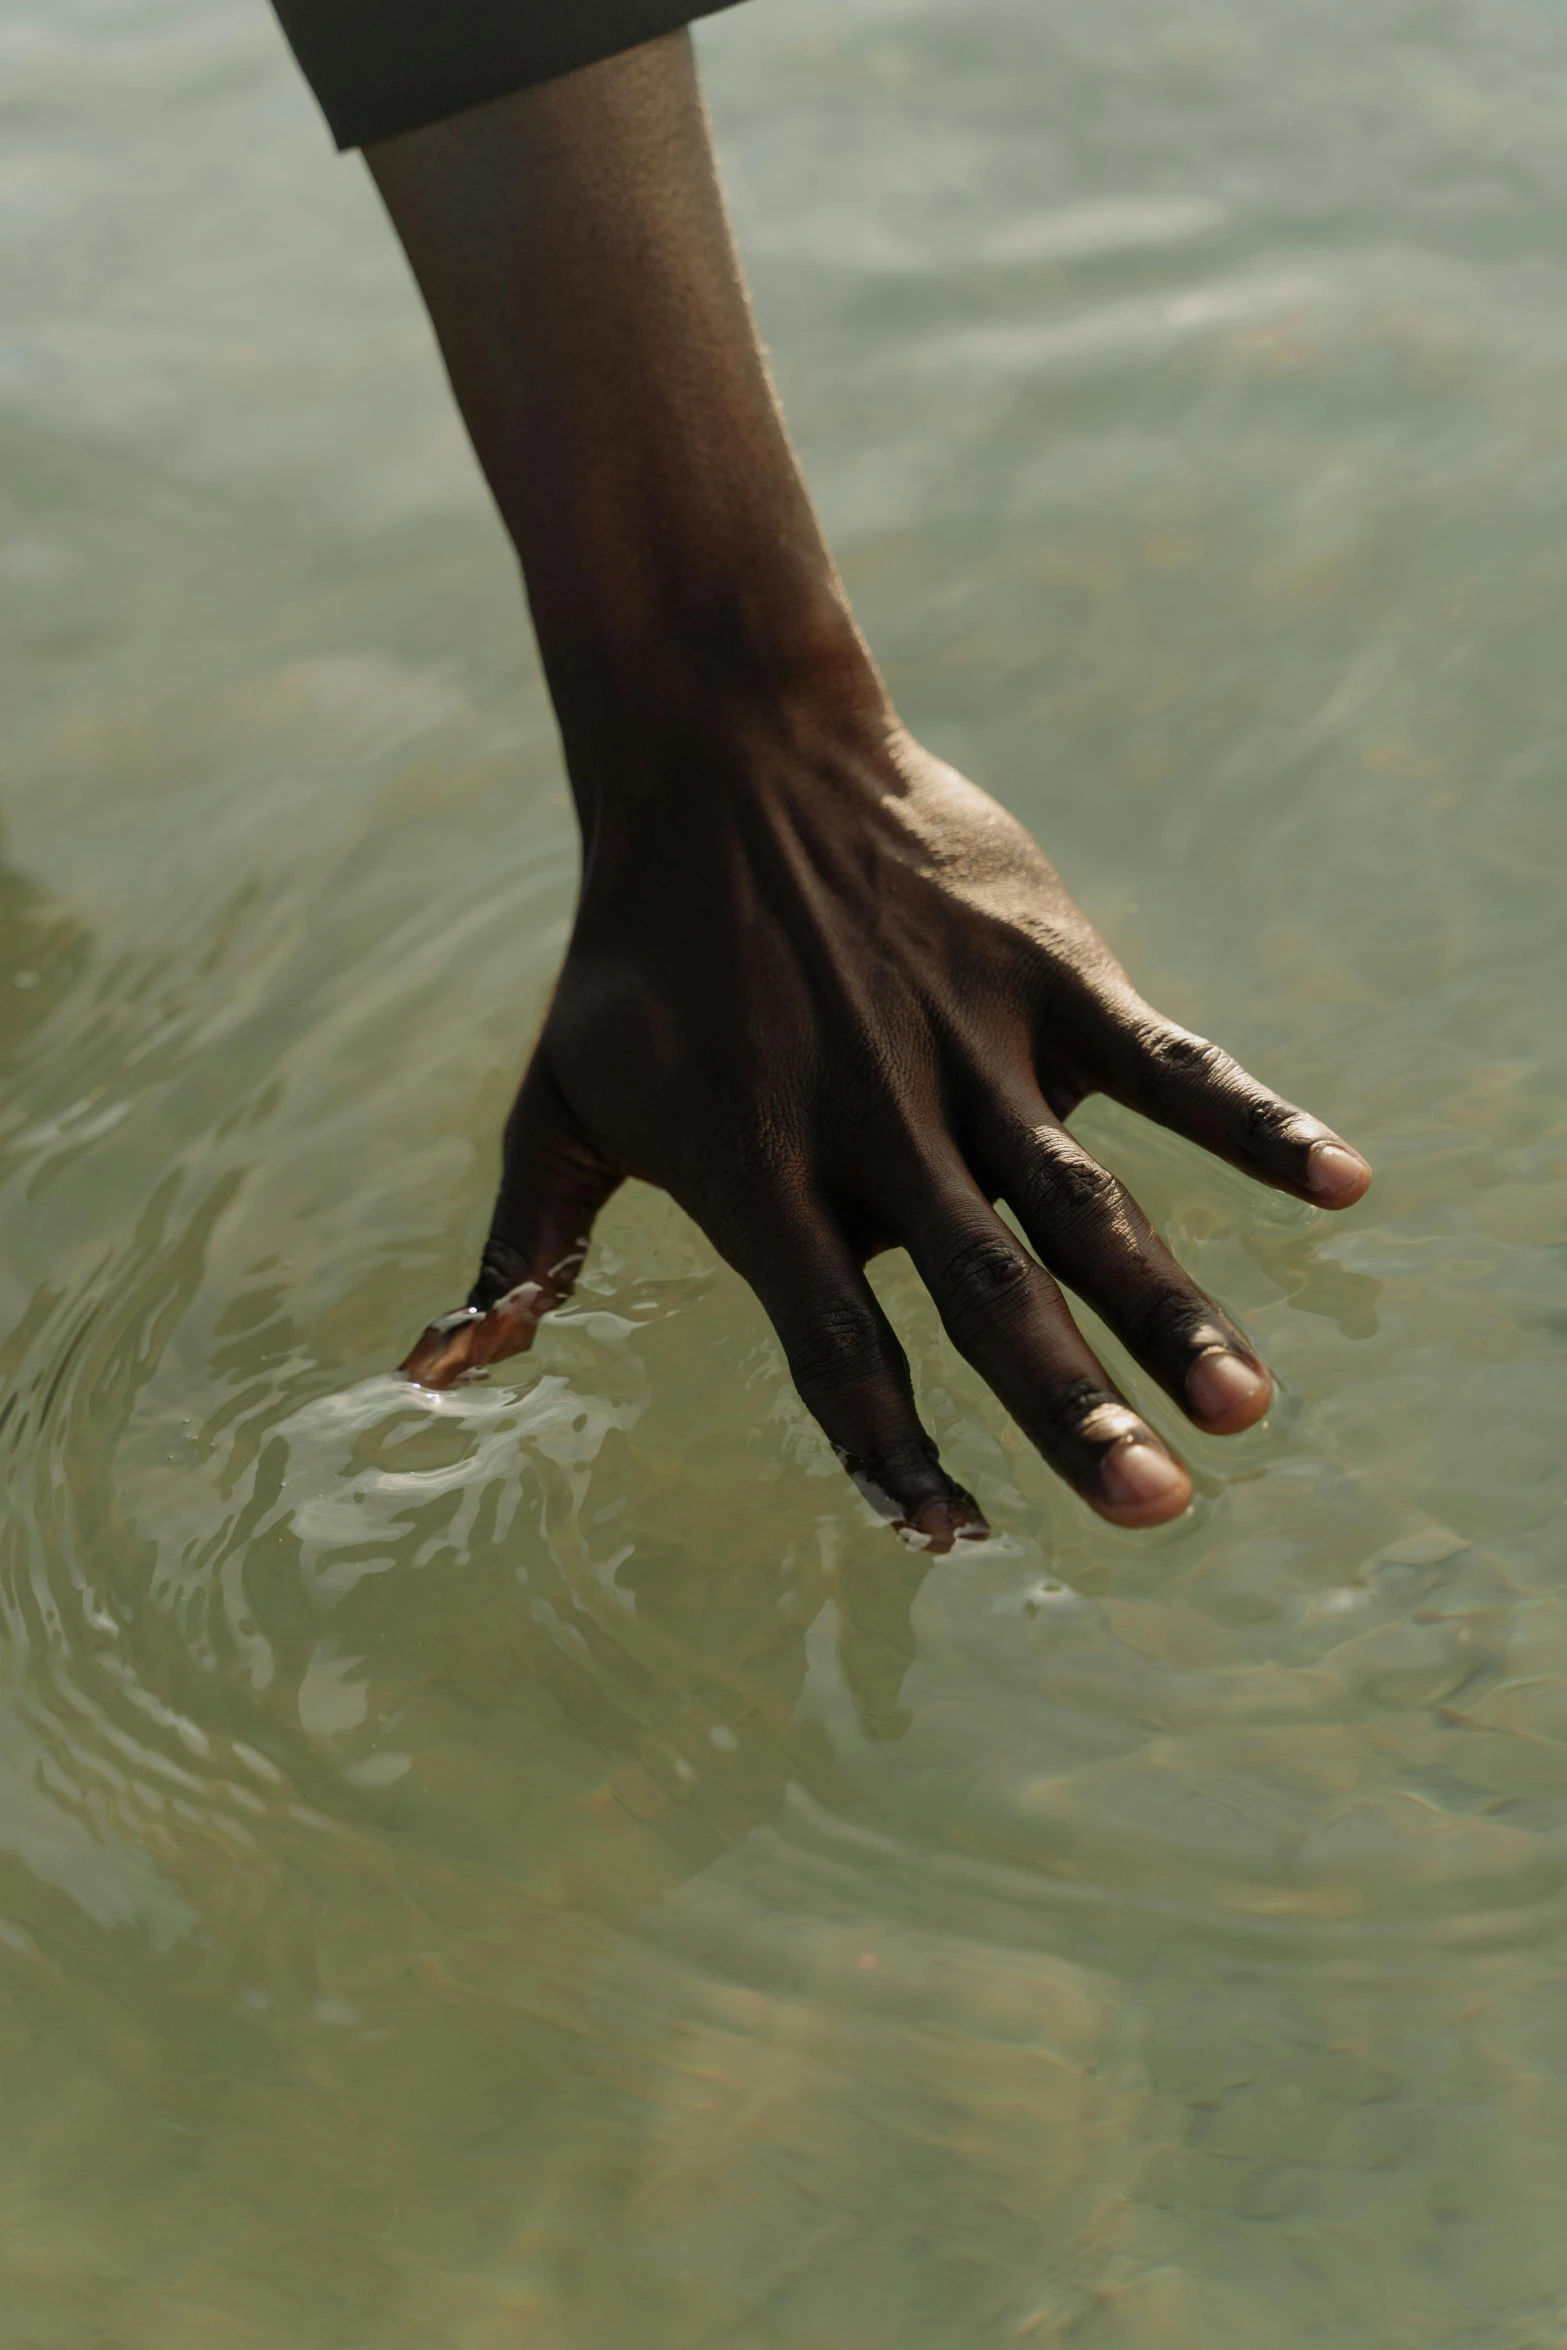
[370,34,1371,1547]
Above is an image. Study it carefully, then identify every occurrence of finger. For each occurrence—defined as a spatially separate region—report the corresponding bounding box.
[401,1060,621,1388]
[1090,998,1372,1208]
[727,1209,988,1552]
[898,1171,1193,1528]
[984,1096,1272,1435]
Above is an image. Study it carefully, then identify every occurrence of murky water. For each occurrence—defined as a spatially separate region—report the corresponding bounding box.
[4,0,1567,2340]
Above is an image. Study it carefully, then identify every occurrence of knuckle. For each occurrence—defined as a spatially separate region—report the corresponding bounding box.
[1033,1374,1120,1450]
[935,1231,1036,1338]
[1236,1091,1307,1159]
[1021,1135,1122,1232]
[788,1301,898,1401]
[1141,1026,1234,1096]
[1136,1027,1309,1160]
[842,1434,942,1489]
[1135,1284,1224,1361]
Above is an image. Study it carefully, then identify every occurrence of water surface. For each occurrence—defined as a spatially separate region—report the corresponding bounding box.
[4,1,1567,2342]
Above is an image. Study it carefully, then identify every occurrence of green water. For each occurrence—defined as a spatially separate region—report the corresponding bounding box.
[4,0,1567,2341]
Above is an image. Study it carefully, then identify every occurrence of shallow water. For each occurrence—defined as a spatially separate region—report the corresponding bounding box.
[4,0,1567,2341]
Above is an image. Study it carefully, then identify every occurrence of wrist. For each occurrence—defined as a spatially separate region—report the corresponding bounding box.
[535,561,893,816]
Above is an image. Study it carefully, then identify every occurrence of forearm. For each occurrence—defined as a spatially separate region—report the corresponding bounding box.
[366,33,878,767]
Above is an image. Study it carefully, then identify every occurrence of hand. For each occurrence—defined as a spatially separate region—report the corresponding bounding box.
[368,36,1369,1540]
[402,689,1370,1545]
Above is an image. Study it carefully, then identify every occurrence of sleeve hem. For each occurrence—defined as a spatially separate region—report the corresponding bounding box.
[272,0,751,152]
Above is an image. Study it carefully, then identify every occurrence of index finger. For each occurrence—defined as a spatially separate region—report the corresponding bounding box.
[1089,1001,1372,1208]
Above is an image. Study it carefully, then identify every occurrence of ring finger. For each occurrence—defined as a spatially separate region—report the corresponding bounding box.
[980,1088,1272,1435]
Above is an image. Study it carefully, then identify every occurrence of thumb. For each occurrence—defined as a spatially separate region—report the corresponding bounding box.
[400,1059,622,1388]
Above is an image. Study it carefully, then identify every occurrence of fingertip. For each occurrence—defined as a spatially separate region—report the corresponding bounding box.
[399,1306,483,1388]
[1186,1346,1272,1434]
[1096,1435,1193,1528]
[1306,1139,1373,1208]
[403,1279,551,1388]
[896,1493,991,1553]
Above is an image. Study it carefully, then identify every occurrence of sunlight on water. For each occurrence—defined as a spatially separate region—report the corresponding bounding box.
[4,0,1567,2342]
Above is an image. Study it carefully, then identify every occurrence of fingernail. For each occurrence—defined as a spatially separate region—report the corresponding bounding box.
[1101,1438,1191,1524]
[1307,1140,1372,1207]
[1187,1347,1271,1432]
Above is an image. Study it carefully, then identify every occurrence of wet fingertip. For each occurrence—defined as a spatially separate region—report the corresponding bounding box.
[398,1306,482,1388]
[896,1494,991,1553]
[1306,1138,1373,1207]
[1097,1435,1193,1528]
[1186,1345,1272,1433]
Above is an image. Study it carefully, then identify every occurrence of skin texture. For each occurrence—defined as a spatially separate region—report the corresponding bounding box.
[368,33,1371,1548]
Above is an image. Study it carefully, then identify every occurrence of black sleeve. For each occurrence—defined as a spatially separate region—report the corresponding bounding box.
[270,0,752,150]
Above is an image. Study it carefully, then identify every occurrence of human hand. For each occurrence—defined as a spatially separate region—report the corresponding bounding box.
[402,694,1370,1546]
[369,38,1368,1541]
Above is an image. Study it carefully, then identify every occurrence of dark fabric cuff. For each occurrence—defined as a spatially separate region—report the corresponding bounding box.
[271,0,751,151]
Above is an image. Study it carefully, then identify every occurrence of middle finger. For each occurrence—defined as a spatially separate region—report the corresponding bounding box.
[891,1165,1194,1528]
